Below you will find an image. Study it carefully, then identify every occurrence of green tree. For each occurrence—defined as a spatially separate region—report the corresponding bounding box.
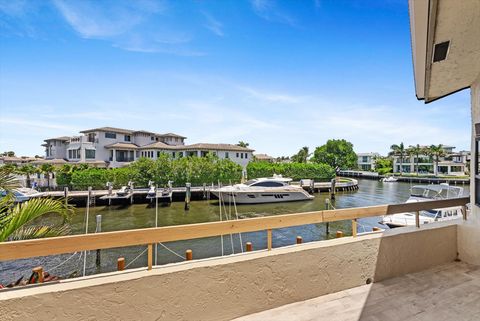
[389,142,406,175]
[0,167,72,242]
[16,164,37,188]
[237,141,249,148]
[291,146,310,163]
[39,164,55,190]
[311,139,357,170]
[427,144,446,176]
[1,151,15,157]
[373,157,393,175]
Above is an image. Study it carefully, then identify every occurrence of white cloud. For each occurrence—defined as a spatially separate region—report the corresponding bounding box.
[250,0,296,26]
[202,11,224,37]
[238,86,304,104]
[52,0,205,56]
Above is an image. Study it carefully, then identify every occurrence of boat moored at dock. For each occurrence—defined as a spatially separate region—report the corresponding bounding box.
[210,175,314,204]
[381,183,465,228]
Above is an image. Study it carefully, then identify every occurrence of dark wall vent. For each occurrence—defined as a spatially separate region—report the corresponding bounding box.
[433,41,450,62]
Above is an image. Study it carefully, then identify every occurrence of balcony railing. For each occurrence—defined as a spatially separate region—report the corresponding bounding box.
[0,197,469,271]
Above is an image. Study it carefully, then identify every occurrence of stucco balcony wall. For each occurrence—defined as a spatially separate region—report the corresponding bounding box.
[0,223,457,321]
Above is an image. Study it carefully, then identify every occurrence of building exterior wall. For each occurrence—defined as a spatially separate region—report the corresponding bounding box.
[0,224,457,321]
[357,153,379,171]
[458,76,480,264]
[45,139,68,159]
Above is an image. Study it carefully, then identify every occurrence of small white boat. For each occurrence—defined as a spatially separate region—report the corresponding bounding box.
[381,183,464,228]
[0,188,44,203]
[381,176,398,182]
[210,175,314,204]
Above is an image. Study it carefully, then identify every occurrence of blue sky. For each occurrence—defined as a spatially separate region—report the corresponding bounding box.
[0,0,471,157]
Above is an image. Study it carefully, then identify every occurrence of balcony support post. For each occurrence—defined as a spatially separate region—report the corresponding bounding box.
[267,229,272,250]
[147,244,153,270]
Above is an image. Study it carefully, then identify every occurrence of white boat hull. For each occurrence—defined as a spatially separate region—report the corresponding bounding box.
[211,189,314,204]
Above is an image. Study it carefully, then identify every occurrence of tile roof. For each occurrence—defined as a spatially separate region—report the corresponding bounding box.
[104,142,139,149]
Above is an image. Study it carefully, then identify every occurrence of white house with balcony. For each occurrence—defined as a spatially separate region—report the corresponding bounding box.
[42,127,254,168]
[356,152,380,171]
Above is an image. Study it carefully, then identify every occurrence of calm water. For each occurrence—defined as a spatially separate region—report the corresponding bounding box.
[0,179,469,285]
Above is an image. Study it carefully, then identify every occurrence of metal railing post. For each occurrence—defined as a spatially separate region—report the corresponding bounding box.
[352,219,358,237]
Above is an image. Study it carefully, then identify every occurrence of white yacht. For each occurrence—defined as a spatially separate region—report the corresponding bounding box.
[381,183,464,228]
[210,176,314,204]
[381,176,398,182]
[0,188,44,203]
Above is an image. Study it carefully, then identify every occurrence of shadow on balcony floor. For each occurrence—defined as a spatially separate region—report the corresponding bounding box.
[233,261,480,321]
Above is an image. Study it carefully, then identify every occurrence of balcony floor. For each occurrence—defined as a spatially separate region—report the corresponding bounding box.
[234,261,480,321]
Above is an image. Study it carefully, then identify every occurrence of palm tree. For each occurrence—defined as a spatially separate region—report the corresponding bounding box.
[427,144,446,176]
[390,143,406,175]
[39,163,55,190]
[16,164,37,188]
[237,141,249,148]
[292,146,310,163]
[0,167,72,242]
[407,144,423,176]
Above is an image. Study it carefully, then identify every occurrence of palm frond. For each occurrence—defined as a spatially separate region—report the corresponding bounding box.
[7,224,71,241]
[0,167,20,193]
[0,197,72,242]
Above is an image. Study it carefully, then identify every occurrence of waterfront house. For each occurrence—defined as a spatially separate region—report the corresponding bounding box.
[391,145,469,175]
[356,152,380,171]
[42,127,254,168]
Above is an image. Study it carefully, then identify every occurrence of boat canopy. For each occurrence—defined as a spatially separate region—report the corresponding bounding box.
[410,185,464,199]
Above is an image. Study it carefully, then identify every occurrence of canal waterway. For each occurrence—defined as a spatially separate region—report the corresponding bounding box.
[0,179,470,285]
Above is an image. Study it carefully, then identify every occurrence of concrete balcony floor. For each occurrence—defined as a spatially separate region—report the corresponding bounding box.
[234,261,480,321]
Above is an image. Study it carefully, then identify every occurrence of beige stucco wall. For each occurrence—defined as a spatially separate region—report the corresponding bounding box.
[0,224,457,321]
[458,76,480,264]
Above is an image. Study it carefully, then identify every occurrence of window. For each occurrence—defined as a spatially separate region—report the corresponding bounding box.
[151,136,155,141]
[85,149,95,159]
[105,132,116,139]
[157,151,161,157]
[252,181,284,187]
[236,153,239,158]
[362,156,368,162]
[241,153,244,159]
[172,152,176,158]
[245,153,248,159]
[225,152,229,159]
[124,135,131,142]
[179,152,184,158]
[68,149,80,159]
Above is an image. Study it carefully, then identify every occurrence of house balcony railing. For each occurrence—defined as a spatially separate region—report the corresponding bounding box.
[0,197,469,275]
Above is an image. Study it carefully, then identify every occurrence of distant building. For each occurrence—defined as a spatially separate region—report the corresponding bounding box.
[391,145,470,175]
[254,154,275,162]
[357,152,380,171]
[42,127,254,168]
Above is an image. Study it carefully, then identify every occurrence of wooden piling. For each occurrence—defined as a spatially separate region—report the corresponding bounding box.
[415,211,420,228]
[185,249,193,261]
[246,242,253,252]
[330,178,336,200]
[325,199,330,235]
[351,219,357,237]
[33,266,44,283]
[336,231,344,238]
[117,258,125,271]
[296,236,303,244]
[185,183,191,211]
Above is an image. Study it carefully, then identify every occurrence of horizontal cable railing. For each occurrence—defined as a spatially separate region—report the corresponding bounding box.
[0,197,469,267]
